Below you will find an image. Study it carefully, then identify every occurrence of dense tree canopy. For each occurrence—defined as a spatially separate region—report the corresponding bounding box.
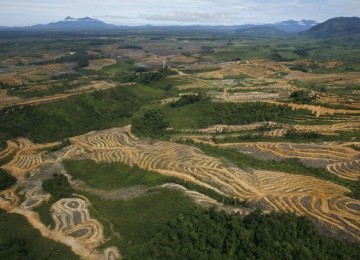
[203,102,308,126]
[42,174,72,200]
[128,209,360,259]
[290,90,316,103]
[132,109,169,138]
[0,169,16,191]
[0,87,143,143]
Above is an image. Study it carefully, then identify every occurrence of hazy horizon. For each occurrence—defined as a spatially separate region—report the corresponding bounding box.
[0,0,359,27]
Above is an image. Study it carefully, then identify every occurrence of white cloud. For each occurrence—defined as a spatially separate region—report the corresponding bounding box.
[0,0,358,26]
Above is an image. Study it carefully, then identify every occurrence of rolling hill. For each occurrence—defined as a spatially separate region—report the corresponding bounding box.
[304,17,360,38]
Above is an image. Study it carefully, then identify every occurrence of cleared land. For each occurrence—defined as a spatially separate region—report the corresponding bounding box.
[1,34,360,257]
[68,126,360,241]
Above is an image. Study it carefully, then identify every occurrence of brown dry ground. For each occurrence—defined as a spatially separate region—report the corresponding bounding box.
[1,57,360,255]
[66,126,360,241]
[194,60,289,79]
[166,54,198,64]
[0,63,74,85]
[166,59,360,110]
[0,125,359,256]
[0,139,122,259]
[0,80,119,110]
[267,101,360,117]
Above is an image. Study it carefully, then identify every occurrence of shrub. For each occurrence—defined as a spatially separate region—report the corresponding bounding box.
[290,90,315,103]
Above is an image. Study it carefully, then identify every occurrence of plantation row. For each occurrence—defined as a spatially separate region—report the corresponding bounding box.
[67,127,360,240]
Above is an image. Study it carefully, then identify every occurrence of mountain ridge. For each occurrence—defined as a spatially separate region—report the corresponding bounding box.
[303,17,360,38]
[0,17,318,33]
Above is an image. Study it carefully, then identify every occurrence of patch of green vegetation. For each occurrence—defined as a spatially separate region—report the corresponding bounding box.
[313,47,360,61]
[99,61,134,77]
[284,130,321,140]
[0,87,143,143]
[211,47,271,61]
[170,94,202,108]
[181,67,221,74]
[126,67,178,85]
[132,109,169,138]
[148,77,190,89]
[64,160,173,189]
[64,159,241,207]
[211,131,341,144]
[82,189,198,256]
[164,101,311,129]
[42,174,73,200]
[31,50,95,69]
[339,131,360,142]
[118,45,143,50]
[0,210,77,259]
[128,209,360,259]
[34,200,55,229]
[0,169,16,191]
[9,78,87,99]
[290,90,316,103]
[289,63,309,72]
[144,77,186,97]
[129,85,167,100]
[270,51,294,62]
[313,62,360,73]
[0,82,17,90]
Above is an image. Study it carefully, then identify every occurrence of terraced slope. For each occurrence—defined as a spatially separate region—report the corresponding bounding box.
[222,142,360,180]
[1,138,60,178]
[69,126,360,240]
[51,197,104,249]
[1,126,359,244]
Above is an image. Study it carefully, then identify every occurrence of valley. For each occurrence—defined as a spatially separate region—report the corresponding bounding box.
[1,19,360,259]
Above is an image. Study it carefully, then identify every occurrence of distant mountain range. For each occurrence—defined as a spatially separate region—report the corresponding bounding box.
[233,27,288,37]
[1,16,360,38]
[273,20,318,32]
[0,17,318,33]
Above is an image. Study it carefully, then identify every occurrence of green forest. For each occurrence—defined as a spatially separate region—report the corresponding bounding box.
[129,209,360,259]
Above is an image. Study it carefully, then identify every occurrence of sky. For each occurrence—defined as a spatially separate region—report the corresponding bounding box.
[0,0,359,26]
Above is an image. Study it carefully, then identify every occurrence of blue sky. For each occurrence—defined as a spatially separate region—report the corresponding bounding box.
[0,0,359,26]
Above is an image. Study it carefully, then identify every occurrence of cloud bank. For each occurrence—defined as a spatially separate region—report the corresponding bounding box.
[0,0,358,26]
